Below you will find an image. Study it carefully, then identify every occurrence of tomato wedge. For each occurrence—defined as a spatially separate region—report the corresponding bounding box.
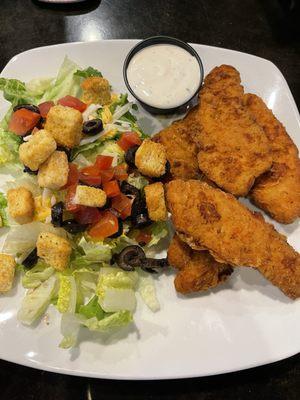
[95,155,113,170]
[58,95,87,112]
[8,108,40,136]
[103,180,120,198]
[113,164,128,181]
[62,163,79,189]
[136,231,152,245]
[74,207,101,225]
[38,101,54,118]
[79,165,102,186]
[100,168,114,183]
[117,131,142,151]
[65,184,82,213]
[89,210,119,239]
[111,193,133,219]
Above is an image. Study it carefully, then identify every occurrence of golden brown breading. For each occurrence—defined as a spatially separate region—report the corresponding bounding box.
[153,110,201,180]
[81,77,111,105]
[166,180,300,299]
[167,234,232,294]
[244,94,300,223]
[192,65,272,196]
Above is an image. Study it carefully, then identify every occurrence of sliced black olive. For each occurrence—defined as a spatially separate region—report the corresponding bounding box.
[113,245,146,271]
[23,248,38,269]
[141,258,169,273]
[51,201,64,227]
[23,166,38,175]
[13,104,40,114]
[62,219,88,234]
[131,212,151,228]
[120,181,140,198]
[83,119,103,135]
[131,196,146,215]
[57,146,71,161]
[109,219,123,238]
[125,145,139,168]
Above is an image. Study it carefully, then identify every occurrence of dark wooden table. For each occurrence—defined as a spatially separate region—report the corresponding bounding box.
[0,1,299,399]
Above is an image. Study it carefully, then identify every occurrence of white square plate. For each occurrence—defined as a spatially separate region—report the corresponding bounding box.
[0,40,299,380]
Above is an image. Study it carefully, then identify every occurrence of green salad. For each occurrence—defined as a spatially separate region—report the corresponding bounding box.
[0,57,170,348]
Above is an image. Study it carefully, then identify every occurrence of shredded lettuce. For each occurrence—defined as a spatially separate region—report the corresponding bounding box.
[79,310,132,332]
[56,275,77,314]
[71,135,121,162]
[138,270,160,312]
[17,274,58,325]
[74,66,102,78]
[0,192,8,227]
[22,261,54,289]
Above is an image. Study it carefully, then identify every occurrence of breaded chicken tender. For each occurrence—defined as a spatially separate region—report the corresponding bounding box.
[168,234,232,294]
[244,94,300,223]
[193,65,272,196]
[153,110,202,180]
[166,180,300,299]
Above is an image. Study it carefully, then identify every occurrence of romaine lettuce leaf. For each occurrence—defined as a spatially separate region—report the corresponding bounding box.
[78,295,105,320]
[146,221,169,247]
[79,310,132,332]
[56,275,77,314]
[74,67,102,78]
[59,313,81,349]
[0,129,22,165]
[22,261,54,289]
[137,270,160,312]
[0,192,8,227]
[127,174,149,190]
[17,274,58,325]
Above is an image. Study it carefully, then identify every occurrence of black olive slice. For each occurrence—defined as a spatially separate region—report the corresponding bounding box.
[83,119,103,135]
[23,248,38,269]
[51,201,64,227]
[62,219,88,234]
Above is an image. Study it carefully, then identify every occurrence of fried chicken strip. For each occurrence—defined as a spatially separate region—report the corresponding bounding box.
[166,180,300,299]
[244,94,300,223]
[153,110,201,180]
[168,234,232,294]
[192,65,272,196]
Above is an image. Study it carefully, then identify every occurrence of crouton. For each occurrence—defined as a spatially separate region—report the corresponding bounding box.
[7,187,35,224]
[81,77,111,105]
[135,139,167,177]
[74,185,107,207]
[37,232,71,271]
[0,253,16,293]
[45,105,83,148]
[144,182,167,221]
[19,129,57,171]
[38,151,69,190]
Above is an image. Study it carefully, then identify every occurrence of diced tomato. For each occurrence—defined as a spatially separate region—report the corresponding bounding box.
[136,231,152,245]
[111,193,133,219]
[57,95,87,112]
[95,155,113,170]
[100,168,114,184]
[79,165,102,186]
[74,207,101,225]
[89,210,119,239]
[113,164,128,181]
[8,109,40,136]
[116,131,142,151]
[103,180,120,198]
[38,101,54,118]
[62,163,79,189]
[65,184,82,213]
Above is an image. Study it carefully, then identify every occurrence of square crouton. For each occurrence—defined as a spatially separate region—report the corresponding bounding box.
[7,187,35,224]
[19,129,57,171]
[144,182,167,221]
[135,139,167,177]
[45,105,83,148]
[38,151,69,190]
[81,77,111,105]
[74,185,107,208]
[0,253,16,293]
[37,232,71,271]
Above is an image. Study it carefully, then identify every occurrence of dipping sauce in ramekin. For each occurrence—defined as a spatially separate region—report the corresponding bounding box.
[123,36,204,114]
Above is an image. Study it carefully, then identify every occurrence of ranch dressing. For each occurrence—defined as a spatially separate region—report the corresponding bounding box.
[127,44,201,109]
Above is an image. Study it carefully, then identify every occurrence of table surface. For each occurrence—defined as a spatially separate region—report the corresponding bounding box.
[0,0,299,398]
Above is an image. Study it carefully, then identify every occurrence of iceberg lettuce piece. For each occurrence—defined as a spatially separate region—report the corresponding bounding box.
[96,267,138,312]
[22,261,54,289]
[17,274,58,325]
[79,310,132,332]
[137,270,160,312]
[77,237,112,263]
[56,275,77,314]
